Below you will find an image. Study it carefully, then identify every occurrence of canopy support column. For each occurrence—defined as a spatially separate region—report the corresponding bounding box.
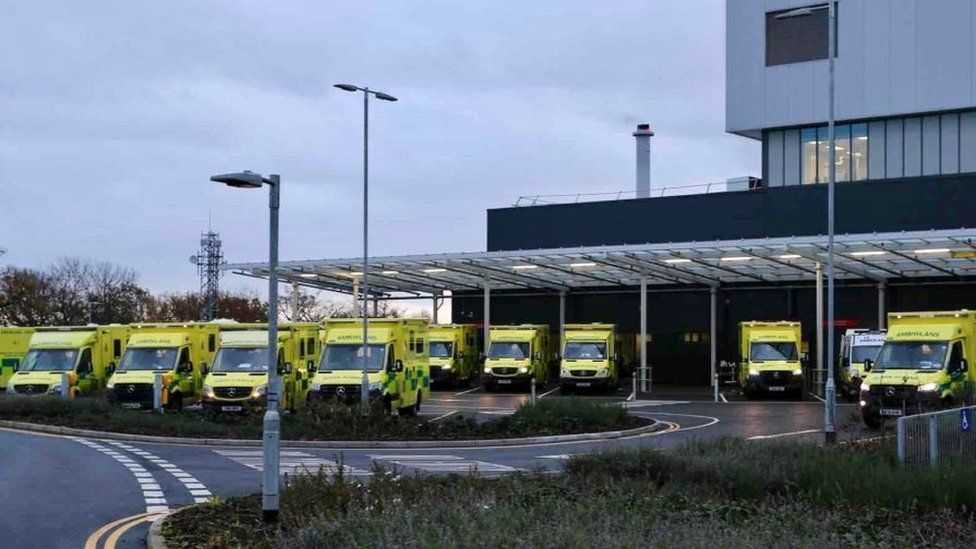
[483,277,490,354]
[711,286,718,403]
[816,262,824,397]
[877,283,886,330]
[432,293,440,324]
[559,291,566,342]
[640,279,649,393]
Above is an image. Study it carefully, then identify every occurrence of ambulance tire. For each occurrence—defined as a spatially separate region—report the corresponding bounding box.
[383,396,393,416]
[862,412,881,429]
[167,392,184,412]
[560,384,573,396]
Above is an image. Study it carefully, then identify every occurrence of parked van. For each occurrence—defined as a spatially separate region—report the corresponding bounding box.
[428,324,480,388]
[559,323,633,394]
[839,329,885,399]
[6,326,129,397]
[860,311,976,427]
[483,325,551,391]
[202,323,319,413]
[309,318,430,415]
[0,327,35,390]
[107,322,220,410]
[738,321,804,398]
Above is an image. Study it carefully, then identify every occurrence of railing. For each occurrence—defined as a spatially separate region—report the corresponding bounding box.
[896,405,976,468]
[513,180,755,207]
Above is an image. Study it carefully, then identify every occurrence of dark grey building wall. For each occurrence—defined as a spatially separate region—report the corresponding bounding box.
[487,175,976,251]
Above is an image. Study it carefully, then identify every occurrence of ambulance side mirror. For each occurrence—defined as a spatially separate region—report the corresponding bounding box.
[178,362,192,374]
[394,359,404,373]
[863,359,873,373]
[285,362,293,374]
[200,363,209,375]
[307,360,315,371]
[107,363,116,375]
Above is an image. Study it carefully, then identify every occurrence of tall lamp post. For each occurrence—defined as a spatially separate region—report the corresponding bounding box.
[210,170,282,521]
[333,83,398,412]
[776,3,837,443]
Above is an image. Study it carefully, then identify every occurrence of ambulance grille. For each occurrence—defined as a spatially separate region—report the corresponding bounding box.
[13,384,48,395]
[573,370,597,377]
[114,383,154,402]
[492,367,518,375]
[759,371,792,386]
[214,387,252,399]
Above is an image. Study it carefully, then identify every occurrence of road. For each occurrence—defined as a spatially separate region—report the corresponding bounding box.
[0,385,855,548]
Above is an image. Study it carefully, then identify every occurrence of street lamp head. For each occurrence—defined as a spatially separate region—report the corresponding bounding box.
[775,6,817,19]
[210,170,266,189]
[373,92,398,102]
[334,83,360,92]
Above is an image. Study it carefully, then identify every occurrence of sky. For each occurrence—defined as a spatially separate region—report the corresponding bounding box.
[0,0,759,311]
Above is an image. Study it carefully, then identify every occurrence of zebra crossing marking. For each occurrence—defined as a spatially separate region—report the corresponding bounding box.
[369,454,519,474]
[214,449,371,476]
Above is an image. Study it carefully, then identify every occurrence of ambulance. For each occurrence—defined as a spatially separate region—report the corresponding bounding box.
[483,325,551,391]
[738,321,804,398]
[838,329,885,399]
[559,323,634,394]
[0,327,35,390]
[106,323,220,410]
[309,318,430,415]
[6,326,129,397]
[860,311,976,427]
[428,324,480,388]
[202,323,319,413]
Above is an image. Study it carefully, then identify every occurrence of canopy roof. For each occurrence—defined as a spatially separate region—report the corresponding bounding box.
[224,229,976,297]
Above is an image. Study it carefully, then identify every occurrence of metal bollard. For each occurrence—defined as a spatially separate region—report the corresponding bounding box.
[61,372,71,399]
[714,372,720,403]
[153,373,163,413]
[896,416,906,464]
[530,377,536,405]
[928,415,939,467]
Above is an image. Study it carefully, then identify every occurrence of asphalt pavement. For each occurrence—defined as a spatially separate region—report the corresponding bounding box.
[0,384,856,548]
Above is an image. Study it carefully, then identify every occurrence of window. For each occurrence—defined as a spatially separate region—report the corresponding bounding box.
[307,338,315,357]
[78,348,93,375]
[851,123,868,181]
[208,334,215,353]
[178,348,190,366]
[766,4,831,67]
[415,338,424,354]
[948,342,963,371]
[834,124,851,182]
[300,339,306,356]
[817,126,830,183]
[113,339,122,358]
[801,128,818,184]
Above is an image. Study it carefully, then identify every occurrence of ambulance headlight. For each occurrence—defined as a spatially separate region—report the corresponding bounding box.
[106,381,115,390]
[518,366,529,374]
[251,384,267,399]
[311,381,322,391]
[860,381,871,392]
[792,369,803,376]
[48,384,63,395]
[484,366,491,374]
[203,384,214,397]
[748,369,759,377]
[560,368,570,376]
[918,382,939,393]
[368,381,383,393]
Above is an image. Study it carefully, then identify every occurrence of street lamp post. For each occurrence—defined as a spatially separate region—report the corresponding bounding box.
[776,3,837,443]
[334,83,397,412]
[210,170,282,521]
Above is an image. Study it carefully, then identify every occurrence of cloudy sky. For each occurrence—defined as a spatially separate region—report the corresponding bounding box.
[1,0,758,301]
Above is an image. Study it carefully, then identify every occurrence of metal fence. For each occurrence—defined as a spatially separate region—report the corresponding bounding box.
[512,181,750,207]
[896,405,976,468]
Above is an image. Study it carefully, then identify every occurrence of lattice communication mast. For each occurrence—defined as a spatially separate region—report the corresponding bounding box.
[189,231,225,321]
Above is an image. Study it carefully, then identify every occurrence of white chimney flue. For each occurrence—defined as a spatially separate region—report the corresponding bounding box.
[633,123,654,199]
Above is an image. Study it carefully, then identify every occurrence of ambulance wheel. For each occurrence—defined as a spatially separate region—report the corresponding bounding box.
[560,384,573,396]
[862,412,881,429]
[383,397,393,416]
[167,392,184,412]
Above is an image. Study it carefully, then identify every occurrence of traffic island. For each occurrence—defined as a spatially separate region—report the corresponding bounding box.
[158,437,976,549]
[0,395,655,446]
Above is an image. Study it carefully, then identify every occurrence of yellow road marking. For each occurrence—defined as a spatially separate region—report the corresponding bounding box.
[85,511,168,549]
[105,514,161,549]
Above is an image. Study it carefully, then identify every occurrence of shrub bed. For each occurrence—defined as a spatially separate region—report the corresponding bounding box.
[0,395,645,440]
[162,438,976,548]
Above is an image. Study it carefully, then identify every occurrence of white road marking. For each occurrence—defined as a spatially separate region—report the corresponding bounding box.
[748,428,820,440]
[807,392,826,403]
[370,454,519,474]
[719,392,728,403]
[71,438,170,513]
[213,449,370,476]
[428,410,458,422]
[453,386,480,396]
[622,400,691,408]
[107,441,214,502]
[536,454,573,460]
[537,387,560,399]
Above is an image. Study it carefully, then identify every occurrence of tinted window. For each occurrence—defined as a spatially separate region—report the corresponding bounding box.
[766,4,831,67]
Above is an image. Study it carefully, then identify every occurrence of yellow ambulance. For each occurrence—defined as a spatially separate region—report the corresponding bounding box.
[428,324,480,388]
[483,324,551,391]
[6,325,129,397]
[559,323,634,394]
[738,321,804,398]
[309,318,430,415]
[0,327,35,390]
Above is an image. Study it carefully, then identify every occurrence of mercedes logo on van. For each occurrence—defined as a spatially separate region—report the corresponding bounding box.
[24,386,33,394]
[227,388,236,397]
[885,387,896,397]
[127,385,135,394]
[337,386,347,397]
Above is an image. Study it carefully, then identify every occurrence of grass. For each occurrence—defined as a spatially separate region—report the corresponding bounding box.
[162,438,976,548]
[0,395,644,440]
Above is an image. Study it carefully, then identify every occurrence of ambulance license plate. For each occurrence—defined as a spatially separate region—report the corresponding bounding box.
[222,405,243,412]
[577,382,591,387]
[497,379,512,384]
[121,403,141,409]
[880,408,903,417]
[767,386,785,392]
